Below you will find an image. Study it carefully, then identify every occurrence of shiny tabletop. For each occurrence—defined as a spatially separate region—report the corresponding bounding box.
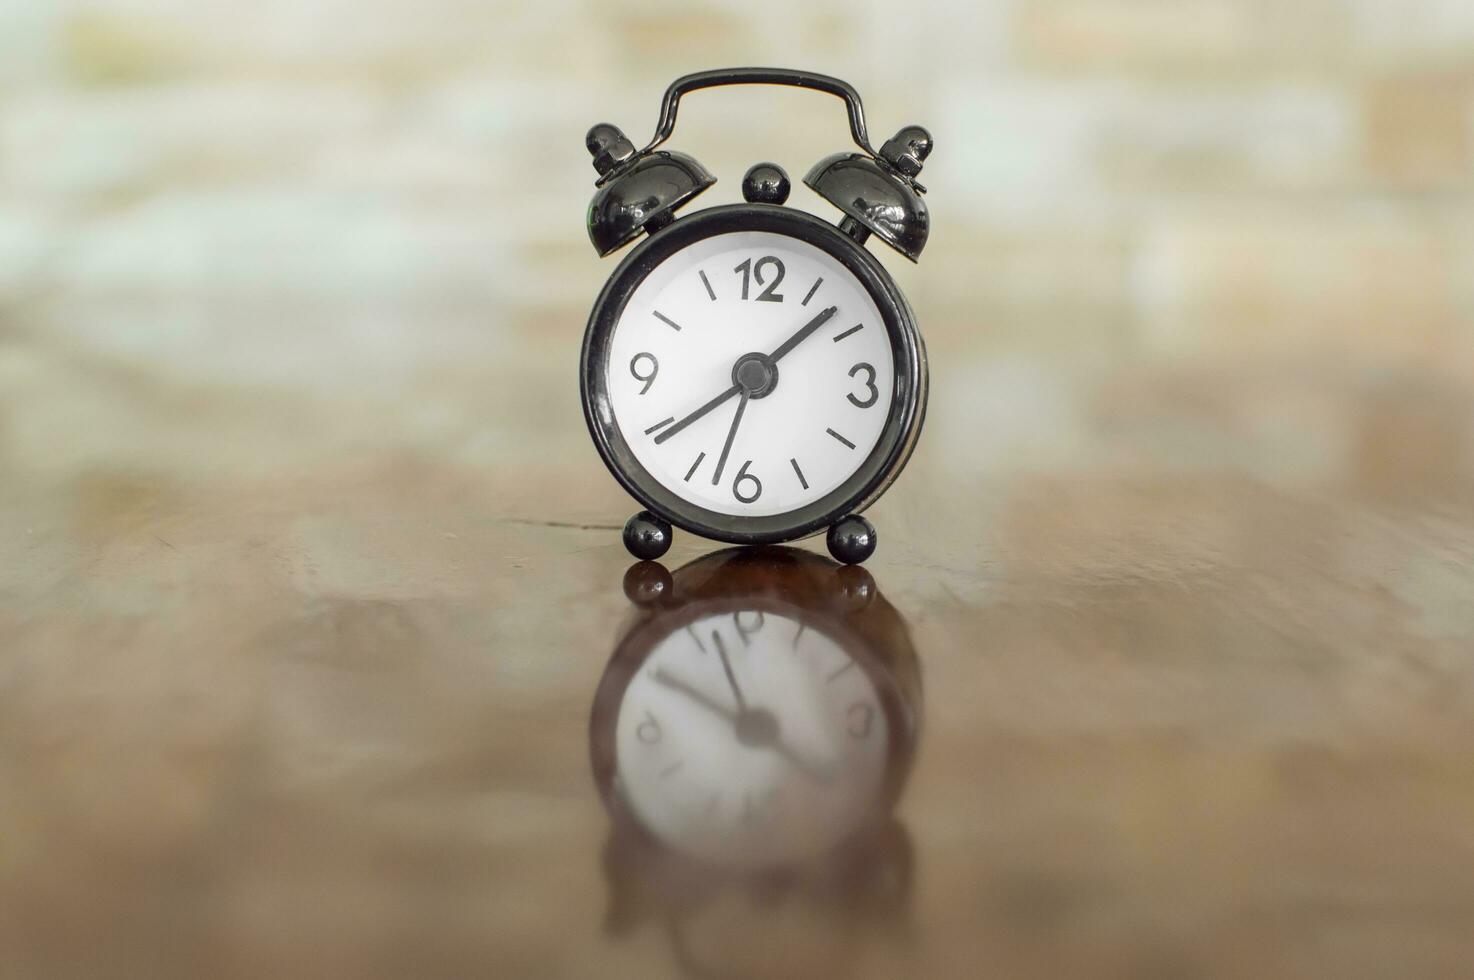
[4,357,1473,979]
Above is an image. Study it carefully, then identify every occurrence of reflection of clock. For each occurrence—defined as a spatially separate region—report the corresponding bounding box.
[579,69,936,564]
[589,547,922,977]
[616,605,890,870]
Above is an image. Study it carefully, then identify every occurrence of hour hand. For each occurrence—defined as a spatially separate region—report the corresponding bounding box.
[771,738,837,784]
[652,382,741,445]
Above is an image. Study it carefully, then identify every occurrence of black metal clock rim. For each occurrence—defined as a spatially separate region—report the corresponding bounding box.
[581,204,924,545]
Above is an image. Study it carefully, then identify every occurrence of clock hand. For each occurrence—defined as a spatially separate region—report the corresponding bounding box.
[710,392,750,487]
[651,306,838,447]
[769,738,836,785]
[709,632,834,783]
[710,631,748,711]
[766,305,838,363]
[652,668,739,722]
[652,667,834,784]
[652,382,740,445]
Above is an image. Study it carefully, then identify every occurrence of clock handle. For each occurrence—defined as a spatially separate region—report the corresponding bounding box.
[637,67,877,158]
[585,69,933,260]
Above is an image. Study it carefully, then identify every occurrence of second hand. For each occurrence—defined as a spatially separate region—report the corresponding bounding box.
[711,390,750,486]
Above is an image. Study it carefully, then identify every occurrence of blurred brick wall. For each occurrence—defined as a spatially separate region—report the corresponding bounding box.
[0,0,1470,498]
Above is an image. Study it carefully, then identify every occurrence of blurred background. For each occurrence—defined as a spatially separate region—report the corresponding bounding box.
[2,1,1473,978]
[1,0,1470,502]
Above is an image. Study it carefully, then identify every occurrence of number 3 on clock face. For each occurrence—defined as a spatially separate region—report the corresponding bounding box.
[583,206,925,545]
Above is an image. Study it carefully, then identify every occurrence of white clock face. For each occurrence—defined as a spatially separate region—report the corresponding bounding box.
[614,608,890,869]
[605,231,896,518]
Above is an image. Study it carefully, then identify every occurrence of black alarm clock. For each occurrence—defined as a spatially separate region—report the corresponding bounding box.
[580,68,934,565]
[590,548,922,975]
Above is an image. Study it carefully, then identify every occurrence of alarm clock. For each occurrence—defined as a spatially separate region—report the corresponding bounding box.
[589,547,923,974]
[580,68,934,565]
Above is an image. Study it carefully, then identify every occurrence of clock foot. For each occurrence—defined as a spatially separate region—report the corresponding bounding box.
[826,515,877,565]
[622,560,673,605]
[623,510,672,561]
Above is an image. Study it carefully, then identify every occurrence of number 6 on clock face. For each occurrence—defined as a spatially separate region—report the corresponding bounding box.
[583,206,926,545]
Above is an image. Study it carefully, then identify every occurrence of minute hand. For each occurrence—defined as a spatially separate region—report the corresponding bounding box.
[768,305,838,363]
[652,305,839,447]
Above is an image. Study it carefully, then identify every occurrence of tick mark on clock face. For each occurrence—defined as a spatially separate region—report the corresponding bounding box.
[645,416,675,435]
[683,452,705,482]
[653,310,683,332]
[826,428,856,449]
[801,277,823,306]
[659,760,684,780]
[832,322,864,343]
[790,457,809,490]
[699,270,717,301]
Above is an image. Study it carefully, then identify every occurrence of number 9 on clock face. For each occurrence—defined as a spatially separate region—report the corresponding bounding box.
[583,207,925,545]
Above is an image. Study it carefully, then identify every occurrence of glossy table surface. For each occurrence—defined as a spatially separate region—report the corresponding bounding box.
[4,344,1474,980]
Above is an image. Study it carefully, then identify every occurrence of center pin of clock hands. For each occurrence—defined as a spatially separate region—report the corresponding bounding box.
[651,657,837,784]
[650,305,839,448]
